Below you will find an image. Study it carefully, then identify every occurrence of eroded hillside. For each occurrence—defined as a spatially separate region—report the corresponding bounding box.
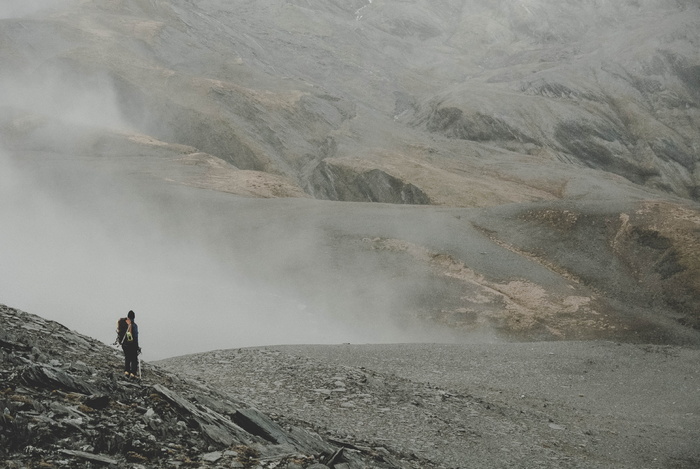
[1,0,698,202]
[0,0,699,351]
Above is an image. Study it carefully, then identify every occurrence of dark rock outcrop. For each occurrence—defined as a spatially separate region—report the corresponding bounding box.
[309,160,431,204]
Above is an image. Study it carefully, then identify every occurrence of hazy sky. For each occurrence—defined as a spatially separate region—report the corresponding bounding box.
[0,0,72,19]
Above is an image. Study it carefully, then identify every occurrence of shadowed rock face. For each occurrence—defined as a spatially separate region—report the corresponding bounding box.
[310,161,432,204]
[0,0,699,349]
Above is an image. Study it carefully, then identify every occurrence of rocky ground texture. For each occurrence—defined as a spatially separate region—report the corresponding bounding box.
[158,343,700,469]
[0,304,417,469]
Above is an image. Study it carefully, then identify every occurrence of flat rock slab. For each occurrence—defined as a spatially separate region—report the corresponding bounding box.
[59,449,118,466]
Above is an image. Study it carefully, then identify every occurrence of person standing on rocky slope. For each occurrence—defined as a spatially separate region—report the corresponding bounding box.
[121,310,140,379]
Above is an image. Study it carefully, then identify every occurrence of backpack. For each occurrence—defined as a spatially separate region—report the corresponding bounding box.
[116,317,129,344]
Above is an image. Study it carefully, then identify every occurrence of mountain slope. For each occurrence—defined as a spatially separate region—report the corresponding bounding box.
[4,305,699,469]
[1,0,698,202]
[0,304,413,468]
[0,0,699,352]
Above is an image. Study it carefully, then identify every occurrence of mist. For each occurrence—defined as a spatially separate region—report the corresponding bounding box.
[0,0,72,19]
[0,60,467,361]
[1,146,443,360]
[0,7,356,359]
[0,96,462,361]
[1,0,543,361]
[0,66,349,361]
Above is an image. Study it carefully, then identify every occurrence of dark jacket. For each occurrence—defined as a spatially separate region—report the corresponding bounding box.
[122,322,139,349]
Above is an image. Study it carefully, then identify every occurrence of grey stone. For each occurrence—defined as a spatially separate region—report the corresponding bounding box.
[201,451,223,462]
[232,407,292,446]
[58,449,118,465]
[21,364,96,395]
[84,394,110,410]
[152,384,252,447]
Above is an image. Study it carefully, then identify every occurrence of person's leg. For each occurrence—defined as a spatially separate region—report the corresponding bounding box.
[122,347,130,376]
[127,347,139,376]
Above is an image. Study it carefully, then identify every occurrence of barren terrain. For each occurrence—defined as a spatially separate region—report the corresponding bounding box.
[158,342,700,468]
[1,2,700,467]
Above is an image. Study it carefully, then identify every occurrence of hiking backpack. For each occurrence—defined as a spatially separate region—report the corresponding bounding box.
[116,317,129,344]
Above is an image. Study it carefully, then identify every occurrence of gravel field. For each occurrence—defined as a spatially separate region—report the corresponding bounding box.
[157,341,700,468]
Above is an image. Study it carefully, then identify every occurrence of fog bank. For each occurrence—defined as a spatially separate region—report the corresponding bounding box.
[0,0,72,19]
[0,148,471,360]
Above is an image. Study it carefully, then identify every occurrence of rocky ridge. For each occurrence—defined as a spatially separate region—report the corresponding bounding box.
[0,304,414,469]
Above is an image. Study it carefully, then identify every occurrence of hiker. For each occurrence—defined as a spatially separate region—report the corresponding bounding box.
[118,310,140,379]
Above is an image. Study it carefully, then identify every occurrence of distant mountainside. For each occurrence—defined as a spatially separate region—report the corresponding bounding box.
[0,0,699,348]
[1,0,698,202]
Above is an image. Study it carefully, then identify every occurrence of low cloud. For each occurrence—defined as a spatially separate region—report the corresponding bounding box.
[0,0,495,361]
[0,148,458,360]
[0,0,73,19]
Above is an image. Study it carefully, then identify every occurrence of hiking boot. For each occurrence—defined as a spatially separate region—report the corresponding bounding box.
[124,371,130,378]
[130,373,138,379]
